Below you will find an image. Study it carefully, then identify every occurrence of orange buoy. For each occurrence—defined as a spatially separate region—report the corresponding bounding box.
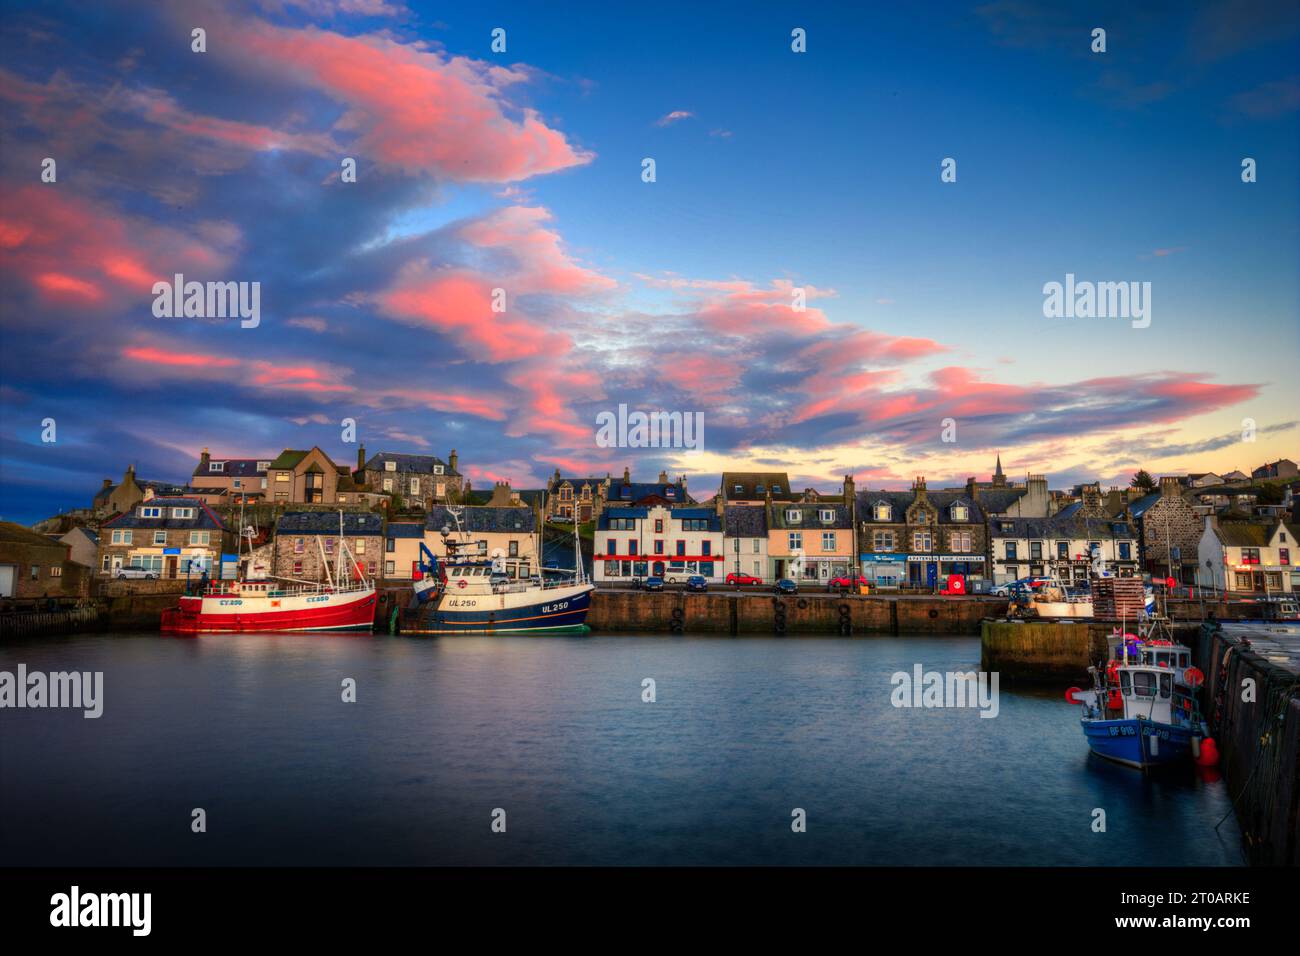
[1184,666,1205,688]
[1196,737,1220,767]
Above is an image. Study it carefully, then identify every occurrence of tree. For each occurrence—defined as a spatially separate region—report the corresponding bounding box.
[1130,470,1157,494]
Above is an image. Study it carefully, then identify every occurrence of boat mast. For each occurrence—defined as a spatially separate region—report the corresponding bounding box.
[573,513,583,584]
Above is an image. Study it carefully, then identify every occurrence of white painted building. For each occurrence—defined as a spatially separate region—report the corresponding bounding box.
[594,505,724,583]
[1196,516,1297,594]
[989,516,1138,585]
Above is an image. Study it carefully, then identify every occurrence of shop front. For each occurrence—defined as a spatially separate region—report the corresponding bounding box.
[907,554,986,588]
[861,553,907,588]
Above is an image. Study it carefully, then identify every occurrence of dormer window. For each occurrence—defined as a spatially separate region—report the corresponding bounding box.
[772,486,782,494]
[385,461,397,472]
[434,464,444,475]
[874,503,891,521]
[819,508,834,523]
[756,484,765,494]
[257,461,270,471]
[951,504,969,522]
[786,508,802,523]
[211,462,224,472]
[734,484,743,494]
[139,506,162,518]
[172,507,194,519]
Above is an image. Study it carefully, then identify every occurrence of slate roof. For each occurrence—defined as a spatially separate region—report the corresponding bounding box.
[609,480,690,504]
[384,522,425,539]
[363,452,460,477]
[193,458,269,479]
[988,515,1135,540]
[276,512,384,535]
[426,506,536,534]
[102,497,226,531]
[771,501,852,529]
[721,472,795,500]
[854,490,986,523]
[1054,501,1083,520]
[597,506,722,531]
[0,521,69,550]
[94,479,188,505]
[1215,522,1274,548]
[724,505,767,537]
[974,488,1027,515]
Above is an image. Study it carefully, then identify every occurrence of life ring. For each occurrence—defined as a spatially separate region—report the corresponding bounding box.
[928,609,939,619]
[797,598,808,610]
[1106,659,1121,680]
[1064,686,1085,704]
[1183,666,1205,688]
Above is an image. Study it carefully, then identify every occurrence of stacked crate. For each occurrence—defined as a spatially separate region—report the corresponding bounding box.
[1091,577,1145,619]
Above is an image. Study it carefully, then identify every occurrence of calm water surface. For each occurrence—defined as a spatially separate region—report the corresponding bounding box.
[0,631,1243,866]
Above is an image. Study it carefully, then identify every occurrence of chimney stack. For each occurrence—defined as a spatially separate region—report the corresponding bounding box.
[1159,476,1181,497]
[200,447,210,470]
[357,444,366,473]
[448,449,458,473]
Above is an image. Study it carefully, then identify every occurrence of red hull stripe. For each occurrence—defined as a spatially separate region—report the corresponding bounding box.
[162,595,376,634]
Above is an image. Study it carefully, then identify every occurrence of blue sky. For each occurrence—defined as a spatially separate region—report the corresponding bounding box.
[1,0,1297,524]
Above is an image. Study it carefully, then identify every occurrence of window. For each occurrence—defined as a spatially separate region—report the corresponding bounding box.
[257,461,270,471]
[1030,541,1043,560]
[383,478,393,493]
[913,532,931,552]
[139,506,161,518]
[386,538,396,552]
[410,479,420,496]
[820,508,834,524]
[190,531,210,546]
[654,518,664,533]
[734,485,743,493]
[1241,548,1260,565]
[654,540,664,554]
[951,504,969,522]
[785,509,802,523]
[676,541,686,556]
[949,532,972,553]
[50,565,62,577]
[112,530,132,545]
[261,478,268,489]
[628,541,638,556]
[873,530,895,551]
[385,561,395,575]
[30,565,40,580]
[755,484,765,494]
[434,464,444,475]
[1281,548,1290,566]
[325,537,335,554]
[874,503,891,521]
[102,555,111,572]
[821,532,836,552]
[1005,541,1018,559]
[276,472,290,482]
[355,539,366,555]
[172,508,194,519]
[233,479,242,489]
[385,461,397,472]
[293,561,303,575]
[772,486,782,494]
[294,538,305,554]
[508,541,519,557]
[1057,541,1069,559]
[154,531,167,545]
[788,532,802,551]
[606,540,617,555]
[681,518,710,531]
[1005,565,1019,580]
[211,462,224,472]
[1118,542,1131,560]
[752,539,760,553]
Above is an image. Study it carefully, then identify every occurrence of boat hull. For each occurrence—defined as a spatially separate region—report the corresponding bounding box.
[161,586,377,634]
[1081,717,1194,770]
[401,583,593,635]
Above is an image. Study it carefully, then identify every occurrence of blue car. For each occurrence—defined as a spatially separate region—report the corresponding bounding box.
[641,576,665,592]
[773,578,798,595]
[686,575,708,592]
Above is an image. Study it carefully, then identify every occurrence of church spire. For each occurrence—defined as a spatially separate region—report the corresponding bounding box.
[994,453,1003,478]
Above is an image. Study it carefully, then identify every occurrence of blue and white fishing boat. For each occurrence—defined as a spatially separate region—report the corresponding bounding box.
[1066,626,1216,771]
[399,507,594,635]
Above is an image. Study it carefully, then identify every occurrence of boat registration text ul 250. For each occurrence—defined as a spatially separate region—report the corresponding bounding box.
[543,601,569,613]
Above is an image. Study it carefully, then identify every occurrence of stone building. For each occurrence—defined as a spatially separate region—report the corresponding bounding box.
[1126,477,1203,583]
[545,471,610,523]
[265,448,357,505]
[356,448,465,510]
[855,477,990,588]
[0,522,92,599]
[92,465,187,517]
[273,512,385,583]
[189,449,272,504]
[96,497,235,579]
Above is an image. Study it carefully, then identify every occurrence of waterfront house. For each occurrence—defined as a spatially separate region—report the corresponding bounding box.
[425,505,540,580]
[545,471,609,523]
[1196,516,1297,595]
[855,477,989,588]
[55,526,98,568]
[382,521,426,580]
[988,515,1138,585]
[189,449,272,504]
[97,497,235,578]
[719,472,796,506]
[607,467,692,507]
[356,447,464,510]
[722,505,769,581]
[1123,477,1203,583]
[594,505,724,583]
[1,522,92,599]
[266,447,357,505]
[1252,458,1298,480]
[769,499,854,584]
[273,511,385,582]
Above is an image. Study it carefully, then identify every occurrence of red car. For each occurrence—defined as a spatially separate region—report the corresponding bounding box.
[725,572,763,586]
[827,575,869,590]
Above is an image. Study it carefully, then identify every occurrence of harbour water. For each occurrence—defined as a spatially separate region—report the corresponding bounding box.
[0,632,1243,866]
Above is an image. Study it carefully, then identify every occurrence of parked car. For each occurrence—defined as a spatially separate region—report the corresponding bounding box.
[725,572,763,586]
[686,575,708,592]
[827,574,869,592]
[113,565,159,580]
[773,578,798,595]
[641,576,665,592]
